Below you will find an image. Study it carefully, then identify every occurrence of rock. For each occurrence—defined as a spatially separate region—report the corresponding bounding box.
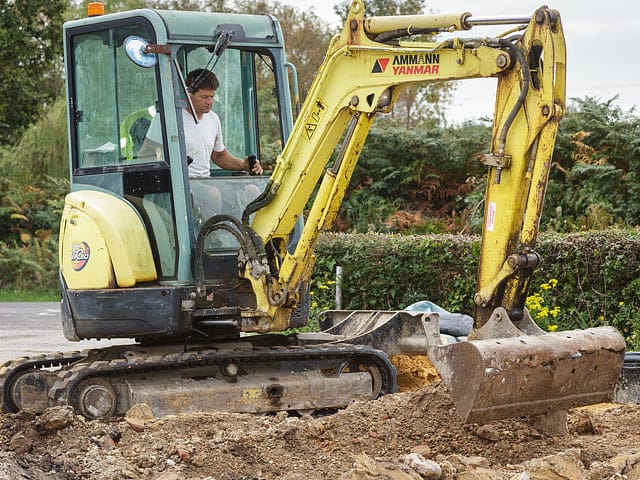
[521,448,585,479]
[622,450,640,478]
[445,455,490,470]
[125,403,155,432]
[476,424,500,441]
[125,416,146,432]
[102,434,117,451]
[34,406,75,432]
[0,452,50,480]
[528,410,569,437]
[154,473,182,480]
[599,450,640,479]
[125,403,154,421]
[340,453,423,480]
[438,455,499,479]
[9,430,33,454]
[177,447,191,463]
[402,453,442,479]
[410,445,432,457]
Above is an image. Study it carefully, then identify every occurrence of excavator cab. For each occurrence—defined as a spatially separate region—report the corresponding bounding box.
[59,10,304,341]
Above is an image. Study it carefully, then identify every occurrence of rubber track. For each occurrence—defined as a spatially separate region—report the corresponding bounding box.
[47,343,398,413]
[0,351,88,413]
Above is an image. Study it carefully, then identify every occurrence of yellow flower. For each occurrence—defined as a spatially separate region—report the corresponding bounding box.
[619,301,625,306]
[548,324,558,332]
[548,278,558,287]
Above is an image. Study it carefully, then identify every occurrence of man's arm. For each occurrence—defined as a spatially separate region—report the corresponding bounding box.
[212,149,263,174]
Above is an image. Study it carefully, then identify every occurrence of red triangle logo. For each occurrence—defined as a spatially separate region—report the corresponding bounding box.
[372,57,390,73]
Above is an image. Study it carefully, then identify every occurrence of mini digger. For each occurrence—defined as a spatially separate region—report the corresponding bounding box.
[0,0,625,427]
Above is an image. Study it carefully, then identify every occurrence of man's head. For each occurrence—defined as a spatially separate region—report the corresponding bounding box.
[186,69,219,94]
[186,69,219,118]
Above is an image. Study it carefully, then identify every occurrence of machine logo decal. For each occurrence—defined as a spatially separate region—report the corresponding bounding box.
[371,57,390,73]
[388,54,440,76]
[71,241,91,271]
[304,99,327,141]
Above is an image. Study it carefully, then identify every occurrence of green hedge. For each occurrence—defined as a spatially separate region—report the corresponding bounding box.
[313,230,640,349]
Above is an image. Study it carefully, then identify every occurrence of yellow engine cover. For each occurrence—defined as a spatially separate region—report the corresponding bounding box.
[59,190,158,289]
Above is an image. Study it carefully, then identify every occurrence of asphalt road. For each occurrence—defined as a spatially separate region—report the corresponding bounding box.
[0,302,133,364]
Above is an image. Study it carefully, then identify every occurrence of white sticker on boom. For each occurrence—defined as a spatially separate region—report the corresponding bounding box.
[486,202,497,232]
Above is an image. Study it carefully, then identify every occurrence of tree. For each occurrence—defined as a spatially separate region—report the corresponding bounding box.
[232,0,333,99]
[544,96,640,231]
[0,0,65,145]
[334,0,425,19]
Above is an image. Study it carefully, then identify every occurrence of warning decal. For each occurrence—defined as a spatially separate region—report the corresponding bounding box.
[486,202,497,232]
[304,99,327,141]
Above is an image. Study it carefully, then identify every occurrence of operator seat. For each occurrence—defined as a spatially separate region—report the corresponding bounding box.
[120,105,156,160]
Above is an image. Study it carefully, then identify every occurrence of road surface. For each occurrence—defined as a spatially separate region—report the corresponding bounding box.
[0,302,133,363]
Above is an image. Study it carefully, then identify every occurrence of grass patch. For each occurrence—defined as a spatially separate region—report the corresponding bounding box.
[0,289,60,302]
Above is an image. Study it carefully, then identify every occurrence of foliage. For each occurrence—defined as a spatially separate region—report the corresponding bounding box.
[315,232,480,312]
[544,96,640,232]
[0,236,59,291]
[0,288,59,302]
[309,278,337,321]
[0,96,69,184]
[525,278,561,332]
[0,175,67,292]
[336,117,491,233]
[0,176,68,245]
[0,0,65,145]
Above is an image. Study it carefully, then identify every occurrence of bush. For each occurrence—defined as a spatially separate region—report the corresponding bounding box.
[0,175,68,292]
[336,117,491,233]
[315,230,640,349]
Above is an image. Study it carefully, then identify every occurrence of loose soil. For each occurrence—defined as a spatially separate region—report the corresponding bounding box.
[1,355,638,479]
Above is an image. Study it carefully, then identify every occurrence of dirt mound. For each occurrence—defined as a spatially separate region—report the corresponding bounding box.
[2,380,640,479]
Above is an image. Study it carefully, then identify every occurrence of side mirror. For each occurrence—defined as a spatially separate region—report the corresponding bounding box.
[124,36,158,68]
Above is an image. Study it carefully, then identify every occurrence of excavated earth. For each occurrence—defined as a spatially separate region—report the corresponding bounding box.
[1,355,640,480]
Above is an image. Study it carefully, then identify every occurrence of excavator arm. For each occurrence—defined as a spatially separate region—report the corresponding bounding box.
[237,0,625,425]
[473,7,566,329]
[242,1,558,329]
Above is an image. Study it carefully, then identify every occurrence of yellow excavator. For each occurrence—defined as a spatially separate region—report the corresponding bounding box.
[0,1,625,427]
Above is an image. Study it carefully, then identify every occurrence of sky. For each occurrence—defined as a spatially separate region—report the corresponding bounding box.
[279,0,640,124]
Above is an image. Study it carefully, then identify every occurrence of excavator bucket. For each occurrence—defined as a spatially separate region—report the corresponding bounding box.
[422,309,626,424]
[315,308,625,424]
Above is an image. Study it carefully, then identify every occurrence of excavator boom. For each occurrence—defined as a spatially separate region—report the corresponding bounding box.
[239,1,625,424]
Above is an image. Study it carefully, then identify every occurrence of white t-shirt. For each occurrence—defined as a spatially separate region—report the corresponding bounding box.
[146,109,225,177]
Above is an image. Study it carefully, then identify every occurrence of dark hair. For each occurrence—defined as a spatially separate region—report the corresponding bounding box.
[186,69,219,93]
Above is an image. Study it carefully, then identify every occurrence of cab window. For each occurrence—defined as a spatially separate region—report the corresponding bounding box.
[70,22,163,169]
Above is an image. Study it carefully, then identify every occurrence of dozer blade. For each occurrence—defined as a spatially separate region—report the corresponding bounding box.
[423,308,626,424]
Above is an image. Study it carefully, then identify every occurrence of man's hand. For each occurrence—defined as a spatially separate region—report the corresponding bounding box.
[246,154,263,175]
